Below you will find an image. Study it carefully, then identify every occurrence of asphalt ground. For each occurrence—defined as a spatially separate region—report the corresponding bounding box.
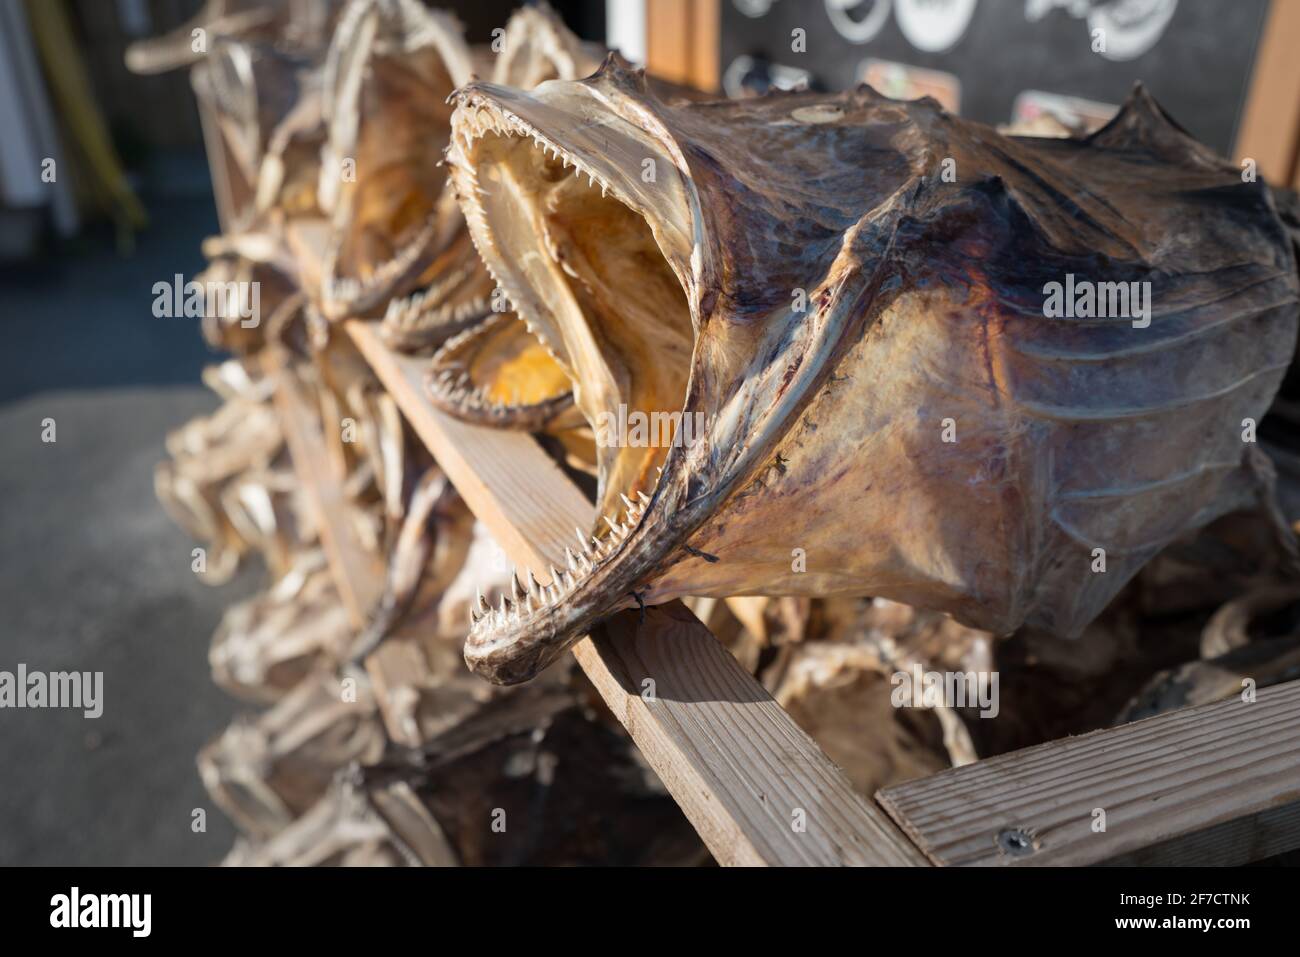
[0,157,259,864]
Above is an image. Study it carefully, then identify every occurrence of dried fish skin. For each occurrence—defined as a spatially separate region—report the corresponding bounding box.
[1117,584,1300,723]
[361,684,706,867]
[450,60,1300,683]
[193,254,301,355]
[155,359,292,584]
[209,551,353,702]
[221,772,420,866]
[773,641,960,795]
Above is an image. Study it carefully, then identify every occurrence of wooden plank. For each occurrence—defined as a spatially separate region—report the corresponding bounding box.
[645,0,692,87]
[347,319,926,866]
[877,679,1300,866]
[346,322,595,570]
[688,0,720,93]
[1101,801,1300,867]
[1233,0,1300,186]
[268,350,384,626]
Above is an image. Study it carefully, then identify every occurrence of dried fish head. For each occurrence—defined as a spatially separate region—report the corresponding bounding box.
[193,253,301,354]
[210,551,353,701]
[222,771,418,866]
[155,363,288,583]
[400,3,606,418]
[317,0,475,319]
[368,1,600,396]
[450,60,1299,683]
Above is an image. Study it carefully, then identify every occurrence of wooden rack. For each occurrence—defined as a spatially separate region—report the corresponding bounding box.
[195,36,1300,864]
[255,318,1300,867]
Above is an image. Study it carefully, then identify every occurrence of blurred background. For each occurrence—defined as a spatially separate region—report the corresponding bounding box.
[1,0,1298,865]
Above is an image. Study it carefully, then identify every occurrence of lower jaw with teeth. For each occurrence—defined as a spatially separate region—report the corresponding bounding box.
[464,487,656,683]
[424,312,575,428]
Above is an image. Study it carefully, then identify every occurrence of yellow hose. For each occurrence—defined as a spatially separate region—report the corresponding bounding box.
[23,0,148,238]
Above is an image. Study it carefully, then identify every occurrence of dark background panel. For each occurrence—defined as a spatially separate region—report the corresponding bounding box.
[721,0,1270,155]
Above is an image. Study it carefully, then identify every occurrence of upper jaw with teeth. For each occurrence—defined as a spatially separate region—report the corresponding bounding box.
[450,60,1299,686]
[474,485,651,630]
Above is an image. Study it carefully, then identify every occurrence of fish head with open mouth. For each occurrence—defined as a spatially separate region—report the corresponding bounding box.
[410,4,606,427]
[316,0,477,320]
[423,311,581,429]
[321,0,603,329]
[383,4,605,435]
[448,60,1299,685]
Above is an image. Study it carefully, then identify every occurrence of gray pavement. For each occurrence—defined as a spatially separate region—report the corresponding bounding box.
[0,156,259,864]
[0,387,260,864]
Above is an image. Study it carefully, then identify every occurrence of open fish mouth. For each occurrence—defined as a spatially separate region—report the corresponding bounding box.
[448,60,719,683]
[424,312,577,429]
[449,58,1299,685]
[376,233,494,350]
